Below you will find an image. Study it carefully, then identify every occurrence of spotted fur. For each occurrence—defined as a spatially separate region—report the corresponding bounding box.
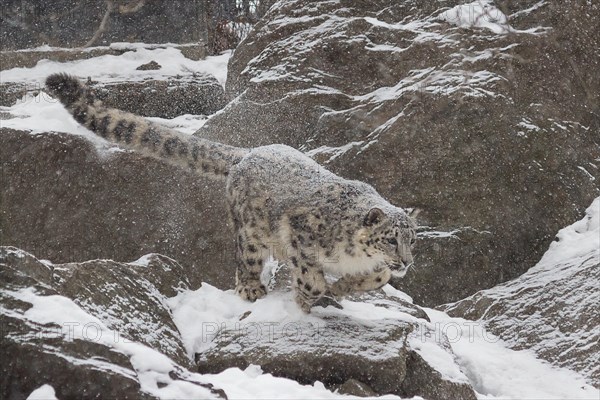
[46,73,418,312]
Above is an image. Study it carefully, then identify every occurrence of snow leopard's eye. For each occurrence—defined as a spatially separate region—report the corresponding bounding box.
[410,238,416,246]
[387,238,397,246]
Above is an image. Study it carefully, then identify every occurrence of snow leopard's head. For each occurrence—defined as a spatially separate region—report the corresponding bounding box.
[358,207,419,277]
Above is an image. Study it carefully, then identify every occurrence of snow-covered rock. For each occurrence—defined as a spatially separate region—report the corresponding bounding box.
[186,285,476,399]
[197,0,600,306]
[1,246,477,399]
[0,44,228,117]
[3,246,597,399]
[0,247,225,399]
[443,197,600,387]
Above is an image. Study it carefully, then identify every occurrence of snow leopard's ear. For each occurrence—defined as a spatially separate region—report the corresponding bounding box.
[408,208,422,219]
[364,207,385,226]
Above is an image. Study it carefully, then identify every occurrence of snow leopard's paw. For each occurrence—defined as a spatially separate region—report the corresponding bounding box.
[312,295,343,310]
[235,282,267,302]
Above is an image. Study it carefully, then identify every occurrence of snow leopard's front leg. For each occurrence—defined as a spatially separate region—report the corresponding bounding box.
[329,267,392,299]
[290,255,327,313]
[234,228,267,302]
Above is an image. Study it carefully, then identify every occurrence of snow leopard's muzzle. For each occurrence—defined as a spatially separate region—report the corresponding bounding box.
[389,261,410,278]
[389,242,414,277]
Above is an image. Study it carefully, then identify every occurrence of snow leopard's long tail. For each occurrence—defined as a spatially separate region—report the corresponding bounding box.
[45,73,248,178]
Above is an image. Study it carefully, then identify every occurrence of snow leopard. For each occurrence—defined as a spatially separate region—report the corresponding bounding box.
[45,73,419,312]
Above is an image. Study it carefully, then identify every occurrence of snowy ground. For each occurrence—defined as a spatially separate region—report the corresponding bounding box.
[2,44,598,400]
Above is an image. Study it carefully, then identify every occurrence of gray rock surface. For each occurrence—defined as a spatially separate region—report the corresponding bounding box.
[91,74,227,118]
[53,254,192,367]
[0,246,225,399]
[197,0,600,306]
[1,0,206,50]
[196,290,477,400]
[0,129,232,291]
[442,199,600,387]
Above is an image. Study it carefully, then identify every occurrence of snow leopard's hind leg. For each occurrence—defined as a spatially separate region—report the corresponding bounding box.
[233,226,268,302]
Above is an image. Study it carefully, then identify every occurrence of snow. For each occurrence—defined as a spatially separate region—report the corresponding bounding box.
[0,43,229,152]
[0,92,111,148]
[166,281,599,399]
[26,384,57,400]
[204,366,402,400]
[167,283,316,356]
[7,284,403,399]
[427,310,598,400]
[577,166,596,182]
[1,45,231,88]
[147,114,209,135]
[530,196,598,276]
[6,287,217,399]
[443,197,600,388]
[439,1,512,34]
[0,93,206,146]
[5,220,599,399]
[128,254,158,267]
[306,141,365,163]
[438,1,550,35]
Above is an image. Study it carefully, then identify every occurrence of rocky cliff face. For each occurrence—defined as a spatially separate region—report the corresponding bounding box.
[443,197,600,387]
[198,0,600,306]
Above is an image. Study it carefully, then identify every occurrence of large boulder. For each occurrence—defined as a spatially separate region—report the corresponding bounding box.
[0,246,225,399]
[190,284,477,400]
[442,198,600,387]
[0,129,233,291]
[91,74,227,118]
[53,254,192,367]
[1,0,206,50]
[197,0,600,306]
[0,44,222,117]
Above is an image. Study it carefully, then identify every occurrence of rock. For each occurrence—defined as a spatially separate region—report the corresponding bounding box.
[0,43,218,116]
[334,379,378,397]
[197,0,600,306]
[1,0,207,50]
[400,350,475,400]
[195,289,476,400]
[0,82,31,107]
[0,47,125,71]
[0,246,226,399]
[136,61,162,71]
[0,43,207,71]
[0,129,233,292]
[91,74,227,118]
[53,256,192,367]
[442,198,600,387]
[0,247,152,399]
[2,312,157,400]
